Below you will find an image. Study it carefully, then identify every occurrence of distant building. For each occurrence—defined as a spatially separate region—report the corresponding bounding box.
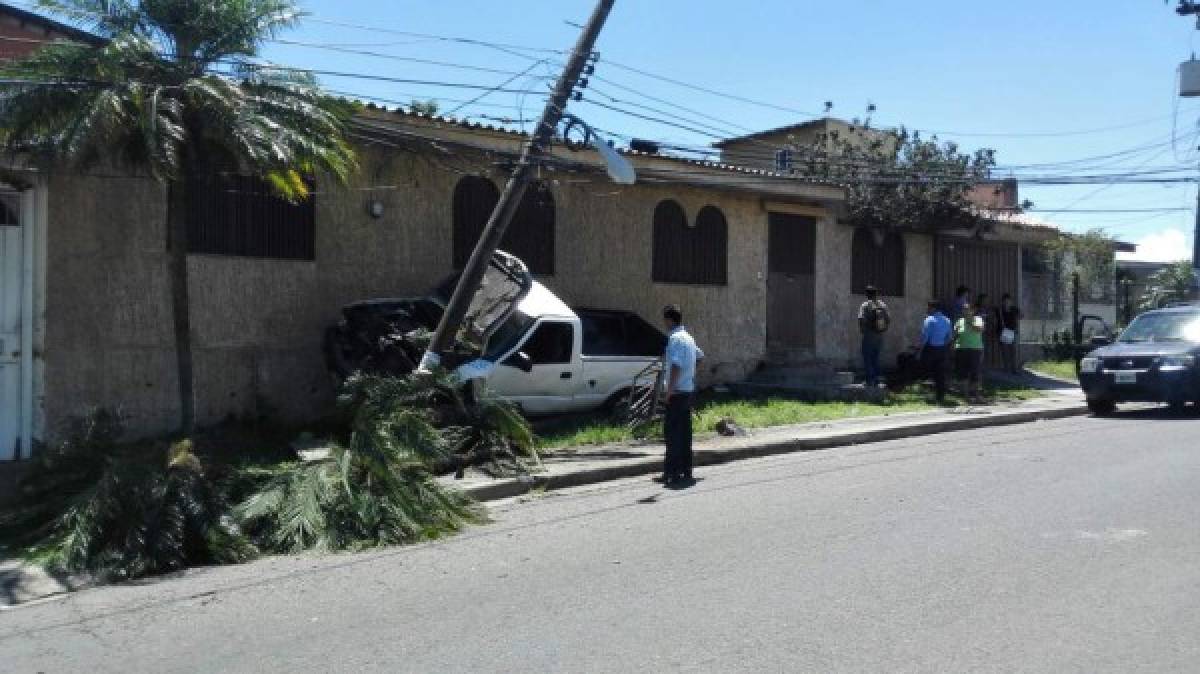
[714,118,899,174]
[0,3,103,62]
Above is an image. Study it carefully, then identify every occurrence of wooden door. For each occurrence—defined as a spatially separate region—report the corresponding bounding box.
[767,213,816,353]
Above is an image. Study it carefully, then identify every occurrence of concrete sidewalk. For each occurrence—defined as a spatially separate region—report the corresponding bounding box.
[448,389,1088,503]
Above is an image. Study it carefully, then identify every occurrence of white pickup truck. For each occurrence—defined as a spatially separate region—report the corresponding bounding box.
[325,254,666,416]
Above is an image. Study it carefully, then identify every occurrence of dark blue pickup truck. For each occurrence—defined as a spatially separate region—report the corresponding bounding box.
[1078,305,1200,415]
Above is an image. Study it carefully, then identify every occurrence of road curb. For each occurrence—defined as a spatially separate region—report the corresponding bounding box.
[462,403,1089,502]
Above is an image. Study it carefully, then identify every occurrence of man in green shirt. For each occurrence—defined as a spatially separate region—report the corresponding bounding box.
[954,304,986,403]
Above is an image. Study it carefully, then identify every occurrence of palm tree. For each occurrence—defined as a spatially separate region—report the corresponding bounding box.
[1138,260,1197,312]
[0,0,355,434]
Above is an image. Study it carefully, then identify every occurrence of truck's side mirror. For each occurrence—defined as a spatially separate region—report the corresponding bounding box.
[1089,335,1112,348]
[505,351,534,373]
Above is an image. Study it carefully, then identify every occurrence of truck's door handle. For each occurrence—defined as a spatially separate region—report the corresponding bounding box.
[560,372,573,379]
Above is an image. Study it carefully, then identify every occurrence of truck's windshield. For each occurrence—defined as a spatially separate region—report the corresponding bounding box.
[1119,312,1200,343]
[483,310,536,360]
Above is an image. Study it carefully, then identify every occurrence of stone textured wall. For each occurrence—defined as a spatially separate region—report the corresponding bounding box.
[550,181,769,386]
[814,226,933,370]
[41,146,798,439]
[44,172,178,439]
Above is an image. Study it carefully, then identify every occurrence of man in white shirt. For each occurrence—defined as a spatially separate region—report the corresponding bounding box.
[660,305,703,487]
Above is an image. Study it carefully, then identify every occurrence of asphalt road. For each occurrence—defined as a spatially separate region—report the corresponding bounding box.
[4,409,1200,673]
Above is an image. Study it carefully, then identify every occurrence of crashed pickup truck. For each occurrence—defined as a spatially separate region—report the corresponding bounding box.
[325,252,666,416]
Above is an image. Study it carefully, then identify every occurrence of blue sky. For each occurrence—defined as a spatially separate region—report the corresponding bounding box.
[156,2,1200,259]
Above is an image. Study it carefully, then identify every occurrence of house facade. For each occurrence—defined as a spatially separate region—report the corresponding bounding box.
[2,95,1139,458]
[2,108,857,454]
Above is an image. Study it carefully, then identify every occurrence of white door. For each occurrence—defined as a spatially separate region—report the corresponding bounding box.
[0,190,22,460]
[486,319,582,416]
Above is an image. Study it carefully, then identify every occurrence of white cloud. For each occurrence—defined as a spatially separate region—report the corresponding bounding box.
[1117,228,1194,263]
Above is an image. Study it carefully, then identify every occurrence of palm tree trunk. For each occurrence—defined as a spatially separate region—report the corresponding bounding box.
[166,179,195,435]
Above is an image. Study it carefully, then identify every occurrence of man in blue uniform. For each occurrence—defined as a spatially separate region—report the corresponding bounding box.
[660,305,703,487]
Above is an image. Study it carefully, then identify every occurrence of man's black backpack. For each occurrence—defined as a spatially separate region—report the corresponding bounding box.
[867,302,890,333]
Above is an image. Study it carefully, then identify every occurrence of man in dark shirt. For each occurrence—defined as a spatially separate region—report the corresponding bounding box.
[997,293,1021,374]
[858,285,889,387]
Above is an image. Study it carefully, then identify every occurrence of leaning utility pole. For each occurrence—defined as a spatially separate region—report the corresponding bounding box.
[419,0,616,371]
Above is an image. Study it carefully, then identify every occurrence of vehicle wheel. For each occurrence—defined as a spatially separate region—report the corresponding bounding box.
[604,388,632,418]
[1087,398,1117,416]
[1168,399,1189,414]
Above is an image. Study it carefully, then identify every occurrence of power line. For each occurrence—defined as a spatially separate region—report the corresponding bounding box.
[326,89,532,112]
[304,17,564,60]
[236,63,549,94]
[445,59,549,116]
[10,1,1199,143]
[269,37,550,78]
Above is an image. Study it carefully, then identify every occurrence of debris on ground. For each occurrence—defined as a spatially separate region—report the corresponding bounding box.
[715,417,747,437]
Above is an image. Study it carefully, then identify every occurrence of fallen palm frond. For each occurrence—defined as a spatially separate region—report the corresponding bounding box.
[234,372,534,553]
[0,411,256,579]
[339,371,540,477]
[3,373,537,576]
[234,448,480,554]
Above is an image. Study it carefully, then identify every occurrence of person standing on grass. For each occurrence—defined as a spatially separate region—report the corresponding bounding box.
[997,293,1021,374]
[659,305,703,488]
[858,285,890,388]
[954,303,987,403]
[919,301,954,403]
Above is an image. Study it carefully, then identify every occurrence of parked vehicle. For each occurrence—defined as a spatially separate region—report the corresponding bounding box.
[325,252,667,416]
[1078,304,1200,415]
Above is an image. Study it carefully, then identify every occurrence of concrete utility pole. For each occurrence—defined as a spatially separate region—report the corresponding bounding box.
[419,0,616,371]
[1177,0,1200,296]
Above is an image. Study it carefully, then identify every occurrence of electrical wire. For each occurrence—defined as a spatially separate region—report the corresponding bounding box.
[268,37,550,78]
[445,59,549,117]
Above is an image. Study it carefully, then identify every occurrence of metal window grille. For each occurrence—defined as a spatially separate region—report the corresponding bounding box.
[186,175,316,260]
[652,201,728,285]
[452,176,555,275]
[851,227,906,296]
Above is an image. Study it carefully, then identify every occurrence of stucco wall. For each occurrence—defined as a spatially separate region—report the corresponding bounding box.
[42,145,802,438]
[551,182,768,386]
[815,226,932,371]
[42,149,461,439]
[44,172,178,439]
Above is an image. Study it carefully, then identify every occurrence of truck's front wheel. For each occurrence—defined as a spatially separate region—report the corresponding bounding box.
[1087,398,1117,416]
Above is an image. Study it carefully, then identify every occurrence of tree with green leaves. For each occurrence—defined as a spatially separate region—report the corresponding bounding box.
[409,98,439,116]
[1138,260,1197,311]
[796,123,997,233]
[0,0,356,435]
[1037,229,1118,300]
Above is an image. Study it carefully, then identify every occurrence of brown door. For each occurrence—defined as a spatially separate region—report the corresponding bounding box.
[933,237,1019,368]
[767,213,817,354]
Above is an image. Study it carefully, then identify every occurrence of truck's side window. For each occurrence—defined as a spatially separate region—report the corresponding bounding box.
[521,322,574,365]
[581,314,625,356]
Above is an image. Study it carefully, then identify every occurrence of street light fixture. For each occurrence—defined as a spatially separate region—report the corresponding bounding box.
[561,113,636,185]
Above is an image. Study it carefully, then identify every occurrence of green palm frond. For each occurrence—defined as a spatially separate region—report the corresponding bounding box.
[1,413,256,580]
[234,447,481,555]
[2,1,356,195]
